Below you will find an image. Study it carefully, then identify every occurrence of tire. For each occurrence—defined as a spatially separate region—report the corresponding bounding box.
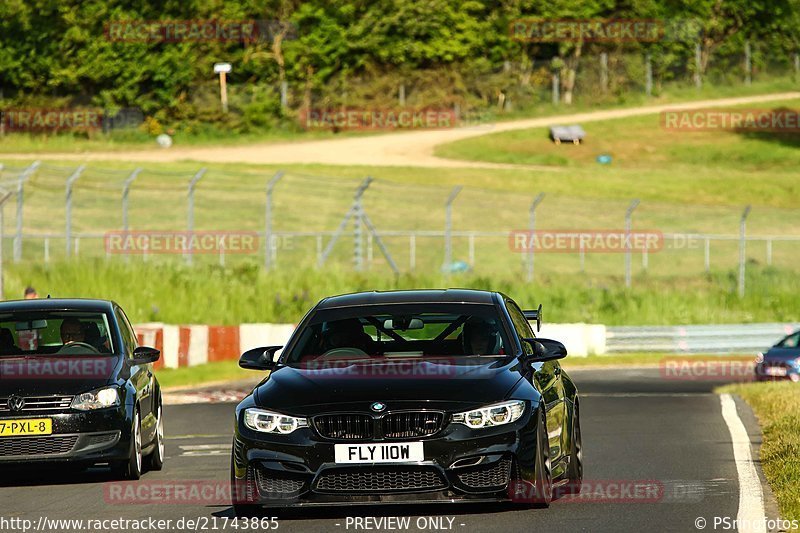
[147,404,165,471]
[562,400,583,496]
[112,408,142,480]
[532,405,552,507]
[231,450,258,517]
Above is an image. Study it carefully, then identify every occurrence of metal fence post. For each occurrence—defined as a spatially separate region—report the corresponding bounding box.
[766,239,772,266]
[0,189,14,300]
[65,164,86,258]
[738,205,751,298]
[264,171,284,270]
[122,167,142,232]
[353,177,373,271]
[527,193,545,282]
[443,186,462,271]
[409,234,416,271]
[704,237,710,272]
[645,53,653,97]
[744,41,752,86]
[625,199,640,288]
[600,52,608,93]
[186,168,207,265]
[14,161,40,262]
[318,177,372,268]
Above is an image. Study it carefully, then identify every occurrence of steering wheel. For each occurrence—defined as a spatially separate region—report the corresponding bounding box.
[57,341,100,354]
[321,347,368,358]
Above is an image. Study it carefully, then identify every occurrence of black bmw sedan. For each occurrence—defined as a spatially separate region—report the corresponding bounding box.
[0,298,163,479]
[231,289,581,513]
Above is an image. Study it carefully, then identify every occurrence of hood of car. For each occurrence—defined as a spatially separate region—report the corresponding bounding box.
[254,356,524,414]
[0,355,122,397]
[764,348,800,362]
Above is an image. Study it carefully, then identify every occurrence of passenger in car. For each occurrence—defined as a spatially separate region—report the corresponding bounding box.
[0,327,21,355]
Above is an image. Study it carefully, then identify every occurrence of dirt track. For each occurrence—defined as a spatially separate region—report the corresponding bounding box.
[4,92,798,168]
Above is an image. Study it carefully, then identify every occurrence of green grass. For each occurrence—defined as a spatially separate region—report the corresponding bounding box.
[0,77,795,154]
[5,260,799,325]
[155,360,259,389]
[717,382,800,526]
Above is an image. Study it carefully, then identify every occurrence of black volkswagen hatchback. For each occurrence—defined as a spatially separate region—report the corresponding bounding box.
[232,289,581,513]
[0,298,163,479]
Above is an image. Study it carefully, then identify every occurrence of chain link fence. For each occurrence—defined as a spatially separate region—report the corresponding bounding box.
[0,161,798,295]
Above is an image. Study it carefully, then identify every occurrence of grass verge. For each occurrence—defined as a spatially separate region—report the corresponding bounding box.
[7,261,800,325]
[156,360,260,390]
[717,382,800,524]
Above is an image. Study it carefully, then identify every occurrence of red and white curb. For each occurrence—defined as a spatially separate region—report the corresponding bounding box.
[134,323,295,369]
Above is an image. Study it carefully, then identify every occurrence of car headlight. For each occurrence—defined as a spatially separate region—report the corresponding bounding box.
[452,400,525,429]
[244,408,308,434]
[755,352,764,364]
[71,387,120,411]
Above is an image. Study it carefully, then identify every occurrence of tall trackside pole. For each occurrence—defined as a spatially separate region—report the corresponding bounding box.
[527,193,545,282]
[443,186,462,271]
[122,167,142,232]
[14,161,40,262]
[625,199,640,288]
[65,164,86,258]
[264,171,284,270]
[738,205,752,298]
[186,168,207,265]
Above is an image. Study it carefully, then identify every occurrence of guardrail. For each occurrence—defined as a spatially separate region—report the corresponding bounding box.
[605,323,800,354]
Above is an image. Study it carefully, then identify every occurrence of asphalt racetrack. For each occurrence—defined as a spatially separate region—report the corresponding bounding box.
[0,368,776,533]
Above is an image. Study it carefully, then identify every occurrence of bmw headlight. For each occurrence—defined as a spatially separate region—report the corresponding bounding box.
[71,387,120,411]
[452,400,525,429]
[244,408,308,434]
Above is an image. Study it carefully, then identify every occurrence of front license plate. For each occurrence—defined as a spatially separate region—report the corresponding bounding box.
[0,418,52,436]
[334,442,424,464]
[765,367,788,377]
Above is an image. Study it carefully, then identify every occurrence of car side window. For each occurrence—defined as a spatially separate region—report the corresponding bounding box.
[506,300,534,355]
[779,333,800,348]
[115,308,138,356]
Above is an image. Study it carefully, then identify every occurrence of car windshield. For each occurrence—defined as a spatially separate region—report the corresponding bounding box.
[283,303,511,364]
[0,310,115,356]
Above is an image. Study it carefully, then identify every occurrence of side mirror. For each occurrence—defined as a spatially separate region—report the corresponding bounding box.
[521,338,567,362]
[239,346,282,371]
[131,346,160,365]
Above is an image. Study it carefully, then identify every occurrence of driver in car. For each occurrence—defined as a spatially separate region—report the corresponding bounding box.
[322,319,374,355]
[60,318,86,345]
[462,317,503,355]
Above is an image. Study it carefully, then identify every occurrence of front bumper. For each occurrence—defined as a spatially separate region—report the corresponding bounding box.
[0,407,131,464]
[232,410,538,506]
[755,362,800,382]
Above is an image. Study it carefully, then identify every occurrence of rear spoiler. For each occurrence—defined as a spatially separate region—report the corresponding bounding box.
[523,304,543,332]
